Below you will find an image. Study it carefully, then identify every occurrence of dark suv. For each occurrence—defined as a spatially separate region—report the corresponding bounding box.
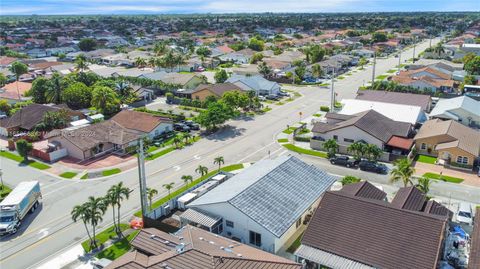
[359,160,388,174]
[329,156,359,168]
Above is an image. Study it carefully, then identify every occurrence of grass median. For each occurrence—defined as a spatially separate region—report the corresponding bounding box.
[102,168,121,177]
[0,151,51,170]
[59,172,78,179]
[423,172,464,184]
[0,184,12,202]
[282,144,328,158]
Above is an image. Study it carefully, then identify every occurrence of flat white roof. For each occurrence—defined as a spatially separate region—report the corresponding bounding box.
[70,119,90,127]
[340,99,426,124]
[178,193,197,203]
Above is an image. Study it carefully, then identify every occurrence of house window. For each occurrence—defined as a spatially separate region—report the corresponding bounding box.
[344,138,354,143]
[249,231,262,247]
[456,156,468,164]
[420,143,427,150]
[296,217,302,228]
[226,220,234,228]
[333,135,338,141]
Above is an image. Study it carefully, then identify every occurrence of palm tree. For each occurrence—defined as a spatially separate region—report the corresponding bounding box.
[323,139,339,158]
[183,133,192,144]
[146,188,158,210]
[341,175,361,186]
[358,57,367,70]
[84,196,107,249]
[163,182,175,199]
[153,42,168,56]
[107,182,130,235]
[195,165,208,177]
[71,204,93,248]
[114,80,131,96]
[91,86,118,114]
[257,61,272,78]
[74,54,88,72]
[311,64,323,79]
[390,158,415,187]
[181,175,193,187]
[9,61,28,100]
[135,57,147,69]
[347,141,367,160]
[365,144,383,162]
[103,192,117,237]
[433,43,445,57]
[45,72,64,104]
[148,57,157,68]
[416,177,431,195]
[213,156,225,171]
[173,136,182,148]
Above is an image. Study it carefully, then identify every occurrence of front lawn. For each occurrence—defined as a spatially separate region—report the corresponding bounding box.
[95,230,140,260]
[0,151,51,170]
[282,144,328,158]
[277,138,289,143]
[416,155,436,164]
[81,223,130,252]
[0,184,12,202]
[102,168,121,177]
[375,75,389,80]
[146,146,175,161]
[282,127,297,134]
[423,172,464,184]
[386,69,397,73]
[60,172,78,179]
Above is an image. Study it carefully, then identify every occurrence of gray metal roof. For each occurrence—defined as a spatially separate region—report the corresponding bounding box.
[180,208,222,228]
[226,74,279,92]
[295,244,374,269]
[189,156,336,238]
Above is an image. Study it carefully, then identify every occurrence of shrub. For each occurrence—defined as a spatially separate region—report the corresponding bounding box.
[320,106,330,112]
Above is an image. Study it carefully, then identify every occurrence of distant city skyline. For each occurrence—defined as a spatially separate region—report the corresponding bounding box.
[1,0,479,15]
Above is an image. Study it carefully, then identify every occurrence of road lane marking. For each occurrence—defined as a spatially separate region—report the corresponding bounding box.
[236,141,276,163]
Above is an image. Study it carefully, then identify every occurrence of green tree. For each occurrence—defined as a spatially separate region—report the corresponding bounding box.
[29,77,50,103]
[181,175,193,187]
[214,69,229,83]
[75,54,88,72]
[250,52,264,64]
[0,73,7,87]
[35,110,69,131]
[257,61,272,78]
[163,182,175,199]
[9,61,28,100]
[464,75,477,85]
[183,132,192,144]
[173,135,182,148]
[311,64,324,79]
[147,188,158,210]
[78,38,97,52]
[91,86,120,115]
[464,56,480,75]
[16,139,33,162]
[462,52,476,65]
[248,37,265,51]
[390,158,415,187]
[372,32,388,43]
[214,156,225,171]
[306,45,326,63]
[107,182,130,235]
[46,73,64,104]
[347,141,367,160]
[84,196,107,249]
[358,57,367,69]
[196,101,234,131]
[196,46,211,58]
[365,144,383,161]
[71,204,93,249]
[134,57,147,69]
[323,139,339,158]
[62,82,92,109]
[0,100,11,115]
[341,175,361,186]
[195,165,208,177]
[416,177,431,195]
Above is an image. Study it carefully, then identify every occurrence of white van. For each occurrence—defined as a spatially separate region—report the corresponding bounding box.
[456,202,473,226]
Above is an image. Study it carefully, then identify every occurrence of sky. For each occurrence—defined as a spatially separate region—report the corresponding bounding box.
[1,0,478,15]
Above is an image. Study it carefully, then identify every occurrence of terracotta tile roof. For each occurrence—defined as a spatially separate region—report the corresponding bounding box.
[301,189,449,269]
[30,61,63,70]
[111,110,172,134]
[107,226,301,269]
[192,83,244,98]
[355,90,431,111]
[386,136,414,150]
[401,67,451,80]
[0,81,32,100]
[216,45,234,54]
[0,56,17,66]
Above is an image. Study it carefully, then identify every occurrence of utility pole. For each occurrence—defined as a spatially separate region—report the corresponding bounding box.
[371,51,376,87]
[330,67,335,111]
[137,138,148,218]
[412,36,416,63]
[398,46,402,73]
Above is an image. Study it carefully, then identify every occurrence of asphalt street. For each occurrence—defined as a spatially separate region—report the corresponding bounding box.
[3,37,474,269]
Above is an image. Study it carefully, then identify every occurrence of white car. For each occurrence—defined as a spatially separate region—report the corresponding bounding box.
[456,202,473,226]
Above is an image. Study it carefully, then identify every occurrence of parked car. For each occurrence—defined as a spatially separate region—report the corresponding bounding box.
[183,120,200,130]
[456,202,473,226]
[266,94,280,100]
[278,91,289,97]
[358,160,388,174]
[258,96,267,101]
[173,123,190,132]
[329,156,358,168]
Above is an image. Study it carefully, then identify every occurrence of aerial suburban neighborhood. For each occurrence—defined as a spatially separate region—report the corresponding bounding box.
[0,4,479,269]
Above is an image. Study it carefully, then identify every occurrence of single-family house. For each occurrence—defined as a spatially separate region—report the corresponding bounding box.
[414,119,480,168]
[295,182,451,269]
[355,90,432,112]
[429,96,480,129]
[139,71,206,89]
[110,110,173,140]
[226,74,281,96]
[339,99,428,125]
[0,56,18,68]
[311,110,413,157]
[391,66,456,93]
[185,156,336,254]
[0,81,32,104]
[105,225,301,269]
[191,83,244,101]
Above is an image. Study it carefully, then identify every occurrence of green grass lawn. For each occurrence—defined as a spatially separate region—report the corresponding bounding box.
[375,75,389,80]
[277,138,289,143]
[59,172,77,179]
[81,174,89,180]
[95,230,140,260]
[287,232,304,253]
[134,164,244,217]
[416,155,437,164]
[276,101,285,105]
[386,69,397,73]
[102,168,121,177]
[0,151,51,170]
[146,147,175,161]
[282,127,297,134]
[423,172,464,184]
[313,113,322,117]
[261,107,272,113]
[337,76,345,80]
[82,223,130,252]
[282,144,328,158]
[319,83,330,87]
[0,184,12,202]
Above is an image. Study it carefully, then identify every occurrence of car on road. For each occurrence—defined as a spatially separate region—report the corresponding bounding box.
[358,160,388,174]
[329,156,358,168]
[456,202,473,226]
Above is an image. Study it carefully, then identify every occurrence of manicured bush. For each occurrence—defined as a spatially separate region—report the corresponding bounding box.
[320,106,330,112]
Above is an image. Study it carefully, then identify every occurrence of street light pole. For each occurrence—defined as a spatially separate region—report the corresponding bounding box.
[330,67,335,111]
[371,51,376,87]
[398,46,402,73]
[412,36,416,63]
[137,138,148,219]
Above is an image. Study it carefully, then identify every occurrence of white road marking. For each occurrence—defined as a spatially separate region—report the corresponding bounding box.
[193,155,201,160]
[38,228,49,240]
[173,165,181,171]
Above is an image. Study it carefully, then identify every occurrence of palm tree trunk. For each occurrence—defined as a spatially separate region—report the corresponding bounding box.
[111,204,117,236]
[82,221,93,248]
[91,224,97,249]
[15,78,21,101]
[117,204,122,236]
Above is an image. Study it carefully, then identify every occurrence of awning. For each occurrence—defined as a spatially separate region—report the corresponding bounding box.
[386,136,414,150]
[180,208,222,228]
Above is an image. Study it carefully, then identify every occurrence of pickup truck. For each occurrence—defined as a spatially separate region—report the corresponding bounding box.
[0,181,42,235]
[329,156,358,168]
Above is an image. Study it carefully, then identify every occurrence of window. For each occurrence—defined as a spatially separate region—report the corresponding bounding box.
[420,143,427,150]
[456,156,468,164]
[296,217,302,228]
[249,231,262,247]
[344,138,354,143]
[333,135,338,141]
[226,220,234,228]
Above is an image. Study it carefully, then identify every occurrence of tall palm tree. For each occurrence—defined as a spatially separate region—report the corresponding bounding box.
[416,177,431,195]
[107,182,130,235]
[311,64,323,79]
[181,175,193,187]
[323,139,339,158]
[365,144,383,162]
[257,61,272,78]
[74,54,88,72]
[173,136,182,148]
[163,182,175,199]
[91,86,118,113]
[45,72,64,104]
[390,158,415,187]
[9,61,28,100]
[71,204,93,248]
[103,192,117,237]
[347,141,366,160]
[85,196,107,249]
[153,42,168,56]
[148,57,157,68]
[214,156,225,171]
[195,165,208,177]
[146,188,158,210]
[183,133,192,144]
[114,80,131,96]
